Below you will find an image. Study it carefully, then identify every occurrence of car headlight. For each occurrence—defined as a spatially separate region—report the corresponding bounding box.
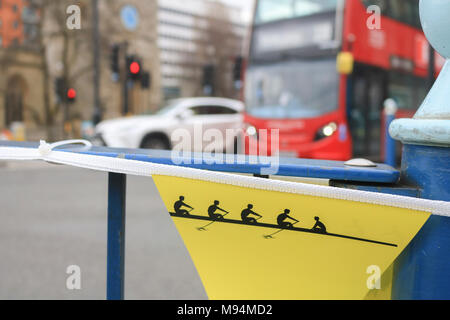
[314,122,338,141]
[246,125,257,137]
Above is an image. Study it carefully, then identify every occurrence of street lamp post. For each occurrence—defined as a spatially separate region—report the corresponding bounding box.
[92,0,102,125]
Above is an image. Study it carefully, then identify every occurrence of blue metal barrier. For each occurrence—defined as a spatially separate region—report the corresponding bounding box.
[390,145,450,299]
[107,173,127,300]
[389,0,450,300]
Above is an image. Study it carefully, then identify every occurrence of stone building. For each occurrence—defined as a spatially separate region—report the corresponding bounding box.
[0,0,161,139]
[0,49,44,138]
[0,0,248,139]
[0,0,43,138]
[42,0,161,134]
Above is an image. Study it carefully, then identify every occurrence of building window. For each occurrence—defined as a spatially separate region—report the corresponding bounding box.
[5,76,26,127]
[12,4,18,12]
[163,87,181,100]
[13,20,19,29]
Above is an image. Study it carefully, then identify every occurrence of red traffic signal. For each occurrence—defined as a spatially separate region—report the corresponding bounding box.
[126,55,142,80]
[129,61,140,75]
[67,88,77,102]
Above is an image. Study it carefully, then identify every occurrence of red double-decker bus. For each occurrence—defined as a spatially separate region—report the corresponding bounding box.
[243,0,444,160]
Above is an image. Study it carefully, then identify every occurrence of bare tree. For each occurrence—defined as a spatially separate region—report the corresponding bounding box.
[33,0,123,139]
[195,2,242,98]
[30,0,91,138]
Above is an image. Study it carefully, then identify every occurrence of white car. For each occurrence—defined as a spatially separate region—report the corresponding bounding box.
[94,97,244,151]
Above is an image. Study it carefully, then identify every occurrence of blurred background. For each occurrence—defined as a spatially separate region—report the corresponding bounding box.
[0,0,253,141]
[0,0,446,163]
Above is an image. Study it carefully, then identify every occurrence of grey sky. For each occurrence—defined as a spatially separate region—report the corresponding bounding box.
[218,0,255,22]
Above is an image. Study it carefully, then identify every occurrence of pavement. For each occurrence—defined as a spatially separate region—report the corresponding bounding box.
[0,161,207,300]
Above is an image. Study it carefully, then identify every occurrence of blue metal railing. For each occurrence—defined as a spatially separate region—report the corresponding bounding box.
[107,173,127,300]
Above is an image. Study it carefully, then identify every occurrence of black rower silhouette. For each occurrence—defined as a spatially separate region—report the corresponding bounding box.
[208,200,229,220]
[197,200,230,231]
[264,209,300,239]
[277,209,299,229]
[241,204,262,224]
[312,216,327,234]
[174,196,194,216]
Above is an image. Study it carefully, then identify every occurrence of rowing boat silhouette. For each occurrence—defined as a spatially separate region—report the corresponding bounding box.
[169,212,397,247]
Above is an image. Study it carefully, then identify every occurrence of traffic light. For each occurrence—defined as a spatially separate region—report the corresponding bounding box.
[66,88,77,103]
[110,44,120,74]
[126,55,141,80]
[203,64,215,96]
[110,44,120,82]
[233,56,244,90]
[55,77,66,103]
[55,78,76,104]
[141,71,151,89]
[130,61,140,75]
[233,56,243,82]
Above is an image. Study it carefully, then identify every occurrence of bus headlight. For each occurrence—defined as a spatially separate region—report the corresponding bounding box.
[315,122,338,141]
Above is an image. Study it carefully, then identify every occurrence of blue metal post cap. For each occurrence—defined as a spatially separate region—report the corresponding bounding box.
[390,0,450,147]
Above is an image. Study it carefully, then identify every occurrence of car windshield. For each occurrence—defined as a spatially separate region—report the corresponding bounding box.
[155,100,182,115]
[245,58,339,119]
[255,0,337,24]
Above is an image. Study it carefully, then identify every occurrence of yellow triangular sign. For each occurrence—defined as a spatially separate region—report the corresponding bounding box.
[153,175,430,300]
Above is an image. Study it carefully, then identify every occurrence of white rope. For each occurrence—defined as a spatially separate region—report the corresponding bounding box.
[0,140,449,217]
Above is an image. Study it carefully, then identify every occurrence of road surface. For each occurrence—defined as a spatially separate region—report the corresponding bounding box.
[0,161,207,300]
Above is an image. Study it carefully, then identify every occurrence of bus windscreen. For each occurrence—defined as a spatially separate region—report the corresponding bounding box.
[255,0,337,24]
[245,58,339,119]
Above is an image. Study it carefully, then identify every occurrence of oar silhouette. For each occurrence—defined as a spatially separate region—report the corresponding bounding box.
[197,212,230,231]
[264,222,299,239]
[178,208,194,216]
[254,216,264,224]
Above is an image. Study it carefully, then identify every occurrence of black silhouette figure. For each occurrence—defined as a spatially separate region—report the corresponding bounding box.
[312,216,327,234]
[277,209,299,229]
[174,196,193,216]
[197,200,230,231]
[208,200,229,220]
[264,209,299,239]
[241,204,262,224]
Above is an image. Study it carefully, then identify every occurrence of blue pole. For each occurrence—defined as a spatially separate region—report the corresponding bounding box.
[389,0,450,300]
[391,145,450,299]
[107,173,127,300]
